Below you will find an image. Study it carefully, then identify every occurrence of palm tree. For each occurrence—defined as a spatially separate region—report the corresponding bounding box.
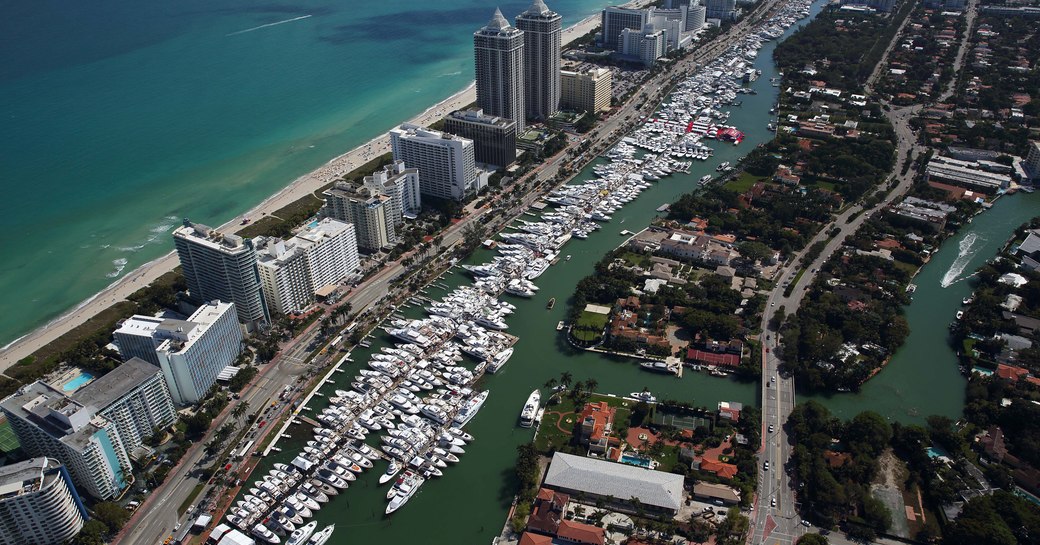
[559,371,573,389]
[585,378,599,394]
[232,401,250,420]
[544,377,557,391]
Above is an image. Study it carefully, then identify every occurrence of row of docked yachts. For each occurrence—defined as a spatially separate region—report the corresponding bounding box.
[624,0,814,166]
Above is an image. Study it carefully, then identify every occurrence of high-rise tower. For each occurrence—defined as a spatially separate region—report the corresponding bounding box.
[172,219,269,330]
[474,8,525,134]
[515,0,562,121]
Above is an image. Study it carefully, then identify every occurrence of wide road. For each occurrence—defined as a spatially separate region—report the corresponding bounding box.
[749,11,958,540]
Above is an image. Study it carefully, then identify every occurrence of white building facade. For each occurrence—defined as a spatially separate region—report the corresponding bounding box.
[0,457,88,545]
[390,123,477,201]
[172,219,270,330]
[156,301,243,405]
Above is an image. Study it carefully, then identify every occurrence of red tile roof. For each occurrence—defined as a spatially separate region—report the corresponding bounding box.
[996,364,1030,382]
[687,349,740,367]
[520,533,555,545]
[699,459,738,479]
[557,520,606,545]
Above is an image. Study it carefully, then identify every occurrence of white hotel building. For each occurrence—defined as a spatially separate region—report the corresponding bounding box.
[256,219,360,315]
[390,123,479,201]
[0,457,87,545]
[156,301,244,404]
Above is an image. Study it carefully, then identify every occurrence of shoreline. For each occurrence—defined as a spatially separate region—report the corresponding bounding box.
[0,12,608,369]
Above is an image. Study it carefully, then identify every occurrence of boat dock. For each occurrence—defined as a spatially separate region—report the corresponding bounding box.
[262,350,353,457]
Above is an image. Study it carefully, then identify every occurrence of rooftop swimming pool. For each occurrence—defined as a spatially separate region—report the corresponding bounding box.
[62,371,95,392]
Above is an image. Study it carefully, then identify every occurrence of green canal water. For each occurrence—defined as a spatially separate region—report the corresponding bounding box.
[806,192,1040,423]
[238,3,1038,540]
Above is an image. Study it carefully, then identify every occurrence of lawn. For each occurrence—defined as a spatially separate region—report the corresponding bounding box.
[618,250,652,268]
[535,393,635,454]
[725,172,767,193]
[572,310,610,342]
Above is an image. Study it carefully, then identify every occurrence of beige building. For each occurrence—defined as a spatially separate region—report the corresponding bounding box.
[560,67,612,113]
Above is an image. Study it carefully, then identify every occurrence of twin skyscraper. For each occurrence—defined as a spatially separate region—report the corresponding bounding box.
[473,0,563,135]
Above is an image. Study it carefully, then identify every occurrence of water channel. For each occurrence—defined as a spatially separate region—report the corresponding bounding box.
[238,2,1040,540]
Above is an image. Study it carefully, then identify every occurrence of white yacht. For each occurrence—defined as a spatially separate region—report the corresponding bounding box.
[309,525,335,545]
[379,459,401,485]
[386,471,425,515]
[453,390,489,427]
[286,521,317,545]
[519,389,541,428]
[486,347,514,374]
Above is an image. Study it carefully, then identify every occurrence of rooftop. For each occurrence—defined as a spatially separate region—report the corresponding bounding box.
[0,457,61,500]
[544,452,684,511]
[73,358,162,412]
[0,382,109,452]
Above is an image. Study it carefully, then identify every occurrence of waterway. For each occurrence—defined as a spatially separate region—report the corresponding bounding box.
[233,3,1040,540]
[807,192,1040,423]
[240,5,820,543]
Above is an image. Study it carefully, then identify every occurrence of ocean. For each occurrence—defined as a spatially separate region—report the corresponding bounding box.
[0,0,611,348]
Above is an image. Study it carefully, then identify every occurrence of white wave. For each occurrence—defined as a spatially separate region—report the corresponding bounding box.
[226,14,312,37]
[1,333,29,351]
[940,232,982,287]
[437,71,463,77]
[117,244,147,253]
[106,258,129,278]
[150,222,175,234]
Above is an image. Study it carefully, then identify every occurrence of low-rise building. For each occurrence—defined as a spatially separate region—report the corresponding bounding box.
[543,452,685,516]
[0,457,87,545]
[926,155,1011,193]
[692,482,741,505]
[888,196,957,231]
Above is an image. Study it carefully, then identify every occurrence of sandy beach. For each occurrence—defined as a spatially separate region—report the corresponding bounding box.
[0,13,606,370]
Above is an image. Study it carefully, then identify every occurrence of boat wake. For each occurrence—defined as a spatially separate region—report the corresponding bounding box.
[940,232,982,287]
[226,14,312,37]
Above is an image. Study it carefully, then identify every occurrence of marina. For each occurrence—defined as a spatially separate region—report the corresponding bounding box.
[225,2,847,542]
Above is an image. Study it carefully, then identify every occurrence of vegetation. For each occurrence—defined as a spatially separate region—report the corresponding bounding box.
[787,402,893,531]
[774,8,906,90]
[944,490,1040,545]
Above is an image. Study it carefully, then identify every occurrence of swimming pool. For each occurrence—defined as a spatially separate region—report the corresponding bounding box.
[62,371,95,392]
[620,453,653,468]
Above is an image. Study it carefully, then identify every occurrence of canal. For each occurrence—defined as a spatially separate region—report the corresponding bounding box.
[235,1,1040,540]
[806,191,1040,423]
[245,4,815,542]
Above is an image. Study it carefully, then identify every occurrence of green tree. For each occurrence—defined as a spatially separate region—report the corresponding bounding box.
[796,534,828,545]
[93,501,131,533]
[73,520,109,545]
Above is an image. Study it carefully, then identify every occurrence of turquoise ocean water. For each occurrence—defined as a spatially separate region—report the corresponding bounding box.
[0,0,611,348]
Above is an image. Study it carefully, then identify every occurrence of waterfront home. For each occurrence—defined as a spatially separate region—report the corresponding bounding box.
[543,453,684,517]
[556,520,606,545]
[579,402,619,454]
[527,488,569,536]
